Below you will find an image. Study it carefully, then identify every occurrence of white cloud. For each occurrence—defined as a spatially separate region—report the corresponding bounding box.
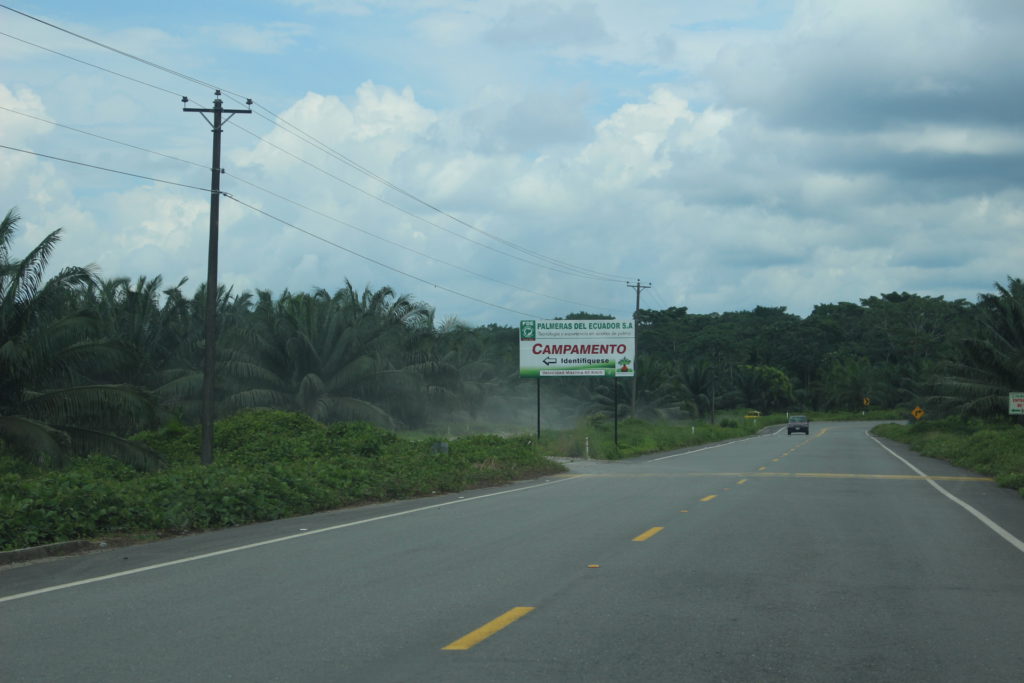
[0,84,51,139]
[485,2,611,50]
[2,0,1022,324]
[205,23,312,55]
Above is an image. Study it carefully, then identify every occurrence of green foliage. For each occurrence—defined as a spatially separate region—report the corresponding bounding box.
[0,208,161,471]
[327,421,398,457]
[1,410,565,551]
[872,419,1024,496]
[933,277,1024,417]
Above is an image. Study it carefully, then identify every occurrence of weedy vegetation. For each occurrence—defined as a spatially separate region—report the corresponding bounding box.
[872,419,1024,496]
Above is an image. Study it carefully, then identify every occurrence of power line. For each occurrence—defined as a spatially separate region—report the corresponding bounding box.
[1,6,633,309]
[0,105,619,314]
[0,30,186,99]
[0,144,211,192]
[229,120,620,283]
[649,285,672,310]
[0,6,629,284]
[0,4,236,97]
[224,194,544,319]
[0,105,209,171]
[0,142,551,319]
[223,172,621,314]
[246,105,629,283]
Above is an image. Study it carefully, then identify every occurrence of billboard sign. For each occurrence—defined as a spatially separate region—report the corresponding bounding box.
[519,319,636,377]
[1010,392,1024,415]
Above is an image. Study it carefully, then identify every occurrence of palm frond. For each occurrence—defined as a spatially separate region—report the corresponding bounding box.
[60,425,164,471]
[21,384,157,432]
[0,414,72,467]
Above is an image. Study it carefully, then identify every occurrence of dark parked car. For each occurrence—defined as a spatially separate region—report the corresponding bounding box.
[787,415,809,435]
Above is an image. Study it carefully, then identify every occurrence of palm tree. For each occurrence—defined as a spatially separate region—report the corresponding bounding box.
[934,277,1024,416]
[816,355,874,411]
[673,361,716,419]
[151,280,256,422]
[0,208,161,469]
[225,283,433,427]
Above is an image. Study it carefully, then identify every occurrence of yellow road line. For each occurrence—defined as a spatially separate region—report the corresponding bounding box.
[633,526,665,541]
[788,472,993,481]
[556,472,993,482]
[700,494,717,502]
[442,607,535,651]
[737,479,748,485]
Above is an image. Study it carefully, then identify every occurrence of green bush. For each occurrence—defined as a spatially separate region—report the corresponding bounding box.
[0,410,568,551]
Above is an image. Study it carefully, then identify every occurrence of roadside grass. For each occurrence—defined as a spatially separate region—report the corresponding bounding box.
[533,413,776,460]
[872,419,1024,496]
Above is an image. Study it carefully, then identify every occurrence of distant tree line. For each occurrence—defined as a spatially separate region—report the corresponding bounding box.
[2,207,1022,469]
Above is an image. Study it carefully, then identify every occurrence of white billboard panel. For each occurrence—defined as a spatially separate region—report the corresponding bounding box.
[519,319,636,378]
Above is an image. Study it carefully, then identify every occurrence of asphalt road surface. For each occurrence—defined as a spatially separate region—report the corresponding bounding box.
[3,421,1023,682]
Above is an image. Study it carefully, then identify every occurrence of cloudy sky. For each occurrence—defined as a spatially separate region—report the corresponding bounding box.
[2,0,1022,325]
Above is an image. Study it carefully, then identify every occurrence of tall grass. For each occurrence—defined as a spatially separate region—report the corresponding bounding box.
[873,419,1024,495]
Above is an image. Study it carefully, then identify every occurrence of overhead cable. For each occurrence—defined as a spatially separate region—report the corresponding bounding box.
[0,104,613,312]
[223,194,545,319]
[229,120,618,282]
[0,144,211,192]
[0,4,236,98]
[1,5,629,284]
[0,105,209,171]
[0,30,186,99]
[0,141,561,321]
[224,171,621,314]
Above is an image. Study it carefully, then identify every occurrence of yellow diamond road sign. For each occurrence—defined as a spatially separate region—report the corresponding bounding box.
[911,406,925,420]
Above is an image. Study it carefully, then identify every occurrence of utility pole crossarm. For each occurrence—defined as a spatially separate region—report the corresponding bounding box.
[627,278,652,314]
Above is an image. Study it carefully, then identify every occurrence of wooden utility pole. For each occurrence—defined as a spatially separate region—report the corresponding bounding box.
[626,279,651,418]
[183,91,251,465]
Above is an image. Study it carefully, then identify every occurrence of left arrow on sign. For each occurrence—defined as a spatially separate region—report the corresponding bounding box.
[542,356,557,365]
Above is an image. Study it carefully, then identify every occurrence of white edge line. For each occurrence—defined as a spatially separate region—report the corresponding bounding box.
[651,436,759,461]
[870,434,1024,554]
[0,476,583,604]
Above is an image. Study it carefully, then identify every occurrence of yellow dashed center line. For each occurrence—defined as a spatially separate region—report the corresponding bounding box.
[633,526,665,541]
[737,479,748,485]
[700,494,717,502]
[443,607,535,651]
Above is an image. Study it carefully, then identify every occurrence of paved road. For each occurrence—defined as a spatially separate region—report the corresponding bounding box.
[3,422,1023,681]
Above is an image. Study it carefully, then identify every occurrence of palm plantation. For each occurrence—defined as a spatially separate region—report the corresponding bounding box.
[0,209,160,469]
[2,205,1022,472]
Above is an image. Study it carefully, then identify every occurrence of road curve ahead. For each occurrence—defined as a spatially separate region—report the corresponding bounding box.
[2,421,1023,682]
